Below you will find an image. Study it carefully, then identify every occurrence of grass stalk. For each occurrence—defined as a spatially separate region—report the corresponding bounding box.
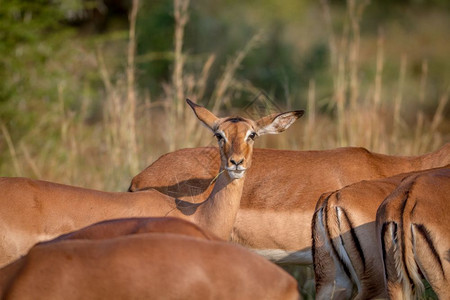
[19,142,42,178]
[126,0,139,173]
[1,123,22,176]
[304,79,316,149]
[392,54,407,150]
[173,0,190,119]
[372,28,384,150]
[430,87,449,132]
[211,31,264,114]
[413,60,429,154]
[334,23,349,146]
[97,49,121,166]
[320,0,337,71]
[373,28,384,110]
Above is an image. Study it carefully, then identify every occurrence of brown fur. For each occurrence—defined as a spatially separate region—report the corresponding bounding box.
[41,216,222,243]
[129,144,450,264]
[312,166,449,299]
[376,168,450,299]
[0,217,300,300]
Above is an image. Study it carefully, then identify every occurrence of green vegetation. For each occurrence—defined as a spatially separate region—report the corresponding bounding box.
[0,0,447,297]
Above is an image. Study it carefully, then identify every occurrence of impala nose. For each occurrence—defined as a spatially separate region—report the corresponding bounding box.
[230,158,244,167]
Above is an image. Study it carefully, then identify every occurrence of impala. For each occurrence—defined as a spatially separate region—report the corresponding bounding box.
[376,167,450,299]
[129,141,450,265]
[44,216,222,243]
[0,217,300,300]
[0,99,303,267]
[311,166,448,300]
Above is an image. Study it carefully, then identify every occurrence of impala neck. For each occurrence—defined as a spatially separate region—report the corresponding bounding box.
[194,167,245,240]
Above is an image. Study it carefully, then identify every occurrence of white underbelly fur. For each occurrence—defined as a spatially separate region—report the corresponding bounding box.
[250,248,312,265]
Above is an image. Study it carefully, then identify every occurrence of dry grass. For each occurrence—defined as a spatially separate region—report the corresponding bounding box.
[0,0,447,297]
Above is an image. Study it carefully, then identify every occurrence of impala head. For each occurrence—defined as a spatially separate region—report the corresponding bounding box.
[187,99,304,180]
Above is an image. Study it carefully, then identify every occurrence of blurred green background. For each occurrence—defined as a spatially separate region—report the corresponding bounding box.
[1,0,449,191]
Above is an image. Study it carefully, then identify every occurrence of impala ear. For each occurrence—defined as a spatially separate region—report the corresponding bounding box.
[255,110,304,136]
[186,99,219,131]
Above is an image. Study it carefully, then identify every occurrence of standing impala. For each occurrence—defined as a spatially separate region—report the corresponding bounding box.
[0,99,303,267]
[129,140,450,265]
[0,217,300,300]
[311,166,448,299]
[376,167,450,299]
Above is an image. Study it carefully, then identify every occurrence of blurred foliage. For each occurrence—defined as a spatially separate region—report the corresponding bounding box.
[135,0,325,102]
[136,1,174,91]
[0,0,107,177]
[0,1,67,133]
[133,0,449,110]
[2,0,449,119]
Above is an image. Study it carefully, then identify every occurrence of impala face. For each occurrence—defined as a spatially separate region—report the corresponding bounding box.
[186,98,304,180]
[213,117,257,179]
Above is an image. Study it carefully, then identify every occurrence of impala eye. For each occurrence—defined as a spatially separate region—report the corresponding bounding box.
[248,132,257,141]
[214,133,224,141]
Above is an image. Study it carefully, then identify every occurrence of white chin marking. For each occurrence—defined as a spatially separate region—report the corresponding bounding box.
[228,170,245,179]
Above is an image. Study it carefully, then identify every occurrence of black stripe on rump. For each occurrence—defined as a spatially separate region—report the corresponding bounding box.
[412,223,446,279]
[324,196,353,280]
[336,206,366,272]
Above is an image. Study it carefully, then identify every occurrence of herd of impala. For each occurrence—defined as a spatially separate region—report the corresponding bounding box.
[0,99,448,299]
